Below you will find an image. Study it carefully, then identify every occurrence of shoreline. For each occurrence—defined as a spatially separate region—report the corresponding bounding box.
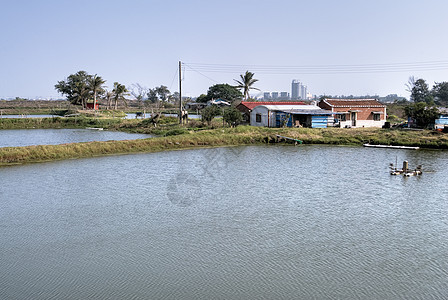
[1,125,448,166]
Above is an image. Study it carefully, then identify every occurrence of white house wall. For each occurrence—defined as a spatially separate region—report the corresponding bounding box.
[251,106,270,127]
[339,119,385,128]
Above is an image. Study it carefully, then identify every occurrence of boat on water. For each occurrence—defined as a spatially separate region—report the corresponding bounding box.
[86,127,104,131]
[363,143,420,150]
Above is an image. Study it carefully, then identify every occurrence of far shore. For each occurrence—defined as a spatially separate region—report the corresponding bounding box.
[1,120,447,166]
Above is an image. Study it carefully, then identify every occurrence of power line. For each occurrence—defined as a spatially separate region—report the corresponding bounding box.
[183,61,448,75]
[184,64,219,83]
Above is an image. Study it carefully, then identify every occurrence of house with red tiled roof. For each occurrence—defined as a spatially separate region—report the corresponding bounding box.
[318,98,387,128]
[236,101,305,123]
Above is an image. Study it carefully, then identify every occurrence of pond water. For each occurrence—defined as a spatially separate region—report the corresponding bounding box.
[0,129,152,147]
[0,114,55,118]
[0,145,447,299]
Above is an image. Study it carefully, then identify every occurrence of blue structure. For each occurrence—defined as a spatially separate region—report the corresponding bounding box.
[435,113,448,129]
[311,116,328,128]
[276,109,334,128]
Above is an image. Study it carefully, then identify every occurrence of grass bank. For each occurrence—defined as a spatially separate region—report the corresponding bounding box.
[1,126,448,166]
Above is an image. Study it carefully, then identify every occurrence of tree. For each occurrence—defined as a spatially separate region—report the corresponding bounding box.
[432,82,448,106]
[198,84,243,103]
[155,85,170,102]
[196,94,208,103]
[404,102,440,128]
[407,77,433,104]
[112,82,128,110]
[104,90,113,109]
[147,88,158,104]
[129,83,148,107]
[169,92,180,104]
[222,107,243,127]
[88,74,106,110]
[55,71,92,109]
[234,71,259,100]
[200,105,220,126]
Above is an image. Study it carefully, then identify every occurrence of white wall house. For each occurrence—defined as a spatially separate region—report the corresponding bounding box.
[319,99,387,128]
[250,105,330,128]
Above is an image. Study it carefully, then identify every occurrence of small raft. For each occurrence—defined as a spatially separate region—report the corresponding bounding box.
[86,127,104,131]
[364,143,419,150]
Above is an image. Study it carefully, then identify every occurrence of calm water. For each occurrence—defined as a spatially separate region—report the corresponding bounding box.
[0,114,54,118]
[0,129,152,147]
[0,145,447,299]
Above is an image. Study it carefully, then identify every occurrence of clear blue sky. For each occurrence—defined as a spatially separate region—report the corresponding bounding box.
[2,0,448,99]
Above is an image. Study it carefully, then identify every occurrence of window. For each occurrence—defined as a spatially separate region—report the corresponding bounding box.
[340,114,346,121]
[256,114,261,123]
[373,113,381,121]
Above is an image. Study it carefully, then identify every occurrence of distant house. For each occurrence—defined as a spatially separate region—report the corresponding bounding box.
[435,108,448,130]
[208,99,231,107]
[86,101,99,110]
[318,98,386,128]
[236,101,305,123]
[250,104,335,128]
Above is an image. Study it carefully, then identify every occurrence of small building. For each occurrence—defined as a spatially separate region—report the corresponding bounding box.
[435,108,448,130]
[86,101,99,110]
[208,99,231,107]
[318,98,386,128]
[236,101,305,124]
[250,105,335,128]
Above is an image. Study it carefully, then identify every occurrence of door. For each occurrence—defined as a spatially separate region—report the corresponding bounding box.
[351,112,357,127]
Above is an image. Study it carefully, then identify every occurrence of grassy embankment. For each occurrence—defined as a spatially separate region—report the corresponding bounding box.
[1,117,448,166]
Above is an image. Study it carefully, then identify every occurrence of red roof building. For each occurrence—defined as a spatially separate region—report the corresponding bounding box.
[318,98,386,128]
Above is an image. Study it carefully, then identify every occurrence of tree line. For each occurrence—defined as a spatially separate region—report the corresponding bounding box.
[55,71,182,110]
[404,77,448,128]
[407,77,448,106]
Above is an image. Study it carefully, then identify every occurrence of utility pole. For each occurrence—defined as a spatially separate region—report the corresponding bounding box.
[179,61,183,125]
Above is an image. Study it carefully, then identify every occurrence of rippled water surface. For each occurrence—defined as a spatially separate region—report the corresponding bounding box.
[0,145,447,299]
[0,129,152,147]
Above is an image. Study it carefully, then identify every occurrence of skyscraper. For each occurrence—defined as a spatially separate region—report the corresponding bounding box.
[291,79,308,100]
[291,79,301,100]
[301,85,307,100]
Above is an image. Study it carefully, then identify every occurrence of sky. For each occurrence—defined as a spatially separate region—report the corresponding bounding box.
[1,0,448,100]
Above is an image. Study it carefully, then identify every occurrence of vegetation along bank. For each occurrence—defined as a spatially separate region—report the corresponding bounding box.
[1,125,448,166]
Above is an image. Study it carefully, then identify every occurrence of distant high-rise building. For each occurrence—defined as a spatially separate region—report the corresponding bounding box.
[271,92,279,99]
[291,79,301,100]
[292,79,309,100]
[263,92,271,100]
[301,85,307,100]
[280,92,290,100]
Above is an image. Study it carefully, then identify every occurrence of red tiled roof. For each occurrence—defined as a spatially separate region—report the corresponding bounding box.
[322,99,385,107]
[237,101,306,110]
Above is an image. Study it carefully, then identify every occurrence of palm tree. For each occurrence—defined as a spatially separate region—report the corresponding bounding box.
[234,71,259,101]
[73,80,90,110]
[112,82,129,110]
[88,74,106,110]
[104,90,113,110]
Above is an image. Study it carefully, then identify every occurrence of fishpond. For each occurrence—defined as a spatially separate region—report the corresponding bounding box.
[0,129,152,148]
[0,145,447,299]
